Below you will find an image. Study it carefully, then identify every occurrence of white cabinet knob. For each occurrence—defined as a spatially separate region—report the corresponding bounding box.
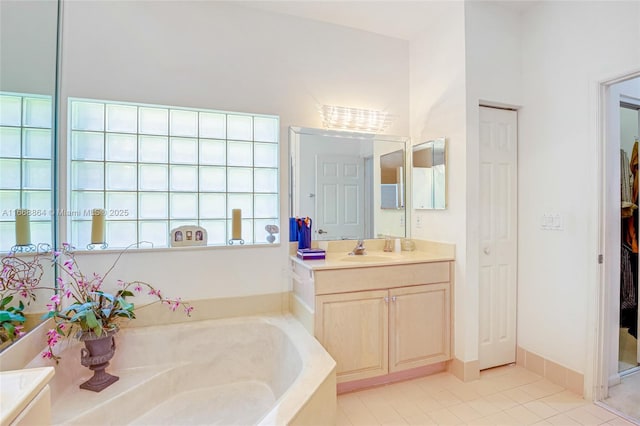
[483,247,490,255]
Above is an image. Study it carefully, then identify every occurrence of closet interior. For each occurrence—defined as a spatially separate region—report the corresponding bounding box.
[619,101,640,373]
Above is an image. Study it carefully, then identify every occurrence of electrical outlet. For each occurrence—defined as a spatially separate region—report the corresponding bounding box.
[416,215,422,229]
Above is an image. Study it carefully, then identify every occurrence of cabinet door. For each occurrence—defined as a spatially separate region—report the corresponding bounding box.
[389,283,450,373]
[315,290,389,383]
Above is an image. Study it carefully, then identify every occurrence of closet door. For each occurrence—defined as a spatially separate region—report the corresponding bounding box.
[478,106,518,370]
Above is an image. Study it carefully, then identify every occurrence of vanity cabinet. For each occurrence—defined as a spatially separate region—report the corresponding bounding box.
[315,289,389,383]
[291,257,453,386]
[315,282,450,384]
[389,283,450,372]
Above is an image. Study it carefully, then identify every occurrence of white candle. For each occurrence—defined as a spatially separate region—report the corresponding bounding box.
[91,209,106,244]
[15,209,31,246]
[232,209,242,240]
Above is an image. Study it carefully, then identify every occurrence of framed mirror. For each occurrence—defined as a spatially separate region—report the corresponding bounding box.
[412,138,446,210]
[289,127,408,240]
[0,0,60,351]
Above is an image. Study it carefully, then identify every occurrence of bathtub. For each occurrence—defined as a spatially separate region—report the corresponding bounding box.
[25,315,336,425]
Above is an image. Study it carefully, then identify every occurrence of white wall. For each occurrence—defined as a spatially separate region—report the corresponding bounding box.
[409,1,469,361]
[59,1,410,300]
[518,0,640,384]
[620,86,640,156]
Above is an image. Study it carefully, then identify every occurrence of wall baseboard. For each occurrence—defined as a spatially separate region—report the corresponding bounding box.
[608,373,622,388]
[517,346,584,395]
[448,358,480,382]
[337,363,447,394]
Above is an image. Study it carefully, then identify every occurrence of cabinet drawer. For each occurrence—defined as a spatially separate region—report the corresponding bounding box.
[314,262,450,295]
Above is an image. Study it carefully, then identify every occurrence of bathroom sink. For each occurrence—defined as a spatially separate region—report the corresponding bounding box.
[340,255,396,262]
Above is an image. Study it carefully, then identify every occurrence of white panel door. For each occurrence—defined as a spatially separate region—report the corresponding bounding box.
[479,106,518,370]
[315,154,364,240]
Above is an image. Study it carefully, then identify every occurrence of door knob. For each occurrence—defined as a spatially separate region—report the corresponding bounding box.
[483,247,490,255]
[318,229,327,234]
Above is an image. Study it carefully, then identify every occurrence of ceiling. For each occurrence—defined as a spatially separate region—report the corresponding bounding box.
[240,0,537,41]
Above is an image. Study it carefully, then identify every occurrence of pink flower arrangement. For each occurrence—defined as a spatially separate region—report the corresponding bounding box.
[41,243,193,362]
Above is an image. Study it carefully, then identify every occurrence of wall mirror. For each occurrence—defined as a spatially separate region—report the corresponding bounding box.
[412,137,446,210]
[289,127,408,241]
[0,0,60,351]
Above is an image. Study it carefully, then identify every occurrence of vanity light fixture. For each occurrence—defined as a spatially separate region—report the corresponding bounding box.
[319,105,392,133]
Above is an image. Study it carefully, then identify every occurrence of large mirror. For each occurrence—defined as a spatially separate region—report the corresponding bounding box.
[0,0,60,351]
[412,138,446,209]
[290,127,408,240]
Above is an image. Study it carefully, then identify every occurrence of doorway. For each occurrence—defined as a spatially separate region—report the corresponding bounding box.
[597,73,640,421]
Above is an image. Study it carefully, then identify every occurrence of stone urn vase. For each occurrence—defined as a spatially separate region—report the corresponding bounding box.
[78,329,119,392]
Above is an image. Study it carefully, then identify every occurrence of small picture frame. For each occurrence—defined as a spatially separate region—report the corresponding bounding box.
[170,226,207,247]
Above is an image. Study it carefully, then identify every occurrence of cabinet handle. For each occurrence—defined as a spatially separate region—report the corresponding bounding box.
[384,296,389,303]
[391,296,397,302]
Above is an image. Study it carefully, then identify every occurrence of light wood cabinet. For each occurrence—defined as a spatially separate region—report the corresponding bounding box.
[389,283,450,372]
[291,257,453,386]
[314,277,451,384]
[315,290,389,382]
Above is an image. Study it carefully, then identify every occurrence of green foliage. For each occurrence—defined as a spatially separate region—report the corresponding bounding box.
[0,295,26,343]
[1,249,44,343]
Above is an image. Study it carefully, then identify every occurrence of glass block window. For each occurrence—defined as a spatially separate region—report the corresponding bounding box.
[0,92,53,252]
[68,98,279,248]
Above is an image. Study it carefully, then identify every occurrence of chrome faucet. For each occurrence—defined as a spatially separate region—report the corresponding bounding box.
[350,240,366,255]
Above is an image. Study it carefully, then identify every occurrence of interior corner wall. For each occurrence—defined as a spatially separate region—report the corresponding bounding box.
[408,1,469,361]
[59,1,410,300]
[518,1,640,378]
[463,1,523,365]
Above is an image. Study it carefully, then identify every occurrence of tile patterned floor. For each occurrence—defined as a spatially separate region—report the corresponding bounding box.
[337,364,638,425]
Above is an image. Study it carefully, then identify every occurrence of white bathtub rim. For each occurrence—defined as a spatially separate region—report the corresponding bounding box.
[257,315,336,425]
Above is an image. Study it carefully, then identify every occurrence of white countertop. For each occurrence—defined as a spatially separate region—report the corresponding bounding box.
[291,240,455,271]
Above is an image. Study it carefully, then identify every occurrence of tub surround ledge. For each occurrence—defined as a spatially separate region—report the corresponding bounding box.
[0,367,55,426]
